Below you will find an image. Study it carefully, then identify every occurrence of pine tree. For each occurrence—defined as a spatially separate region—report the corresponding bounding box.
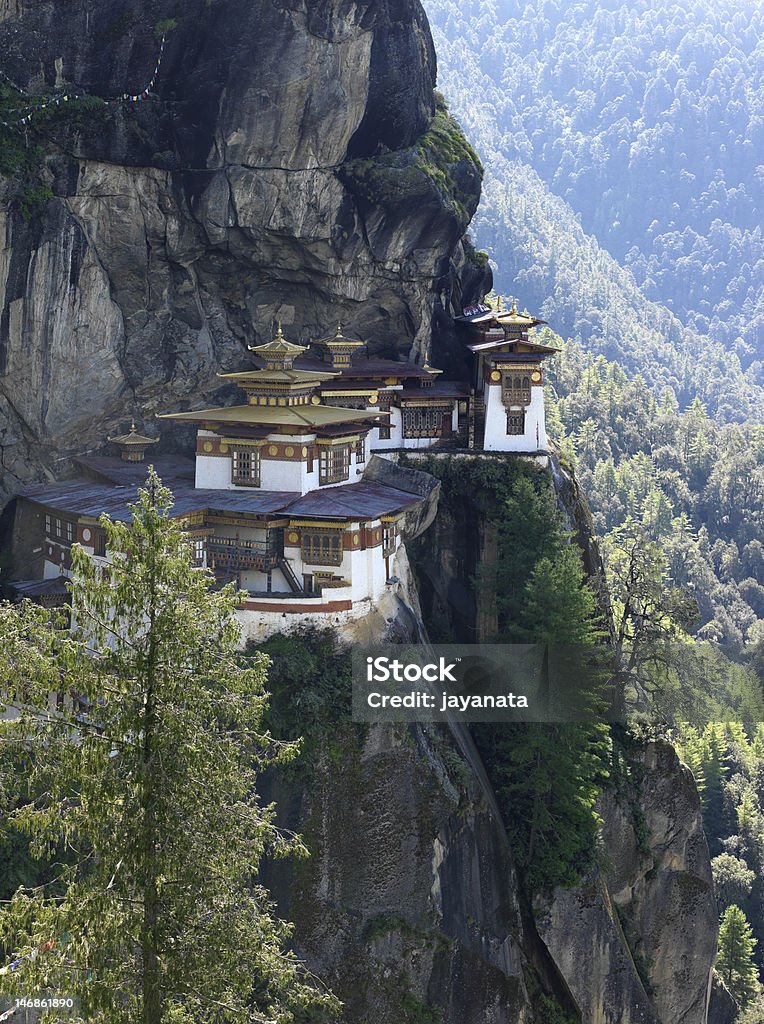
[717,905,760,1009]
[0,470,335,1024]
[476,481,610,893]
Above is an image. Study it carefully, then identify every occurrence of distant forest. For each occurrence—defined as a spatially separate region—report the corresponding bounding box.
[424,0,764,646]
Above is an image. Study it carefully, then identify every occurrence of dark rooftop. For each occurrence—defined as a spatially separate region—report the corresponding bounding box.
[20,473,420,524]
[283,482,420,519]
[20,480,300,522]
[9,577,70,598]
[74,456,195,486]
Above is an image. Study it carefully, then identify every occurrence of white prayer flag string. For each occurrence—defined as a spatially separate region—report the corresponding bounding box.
[0,34,166,130]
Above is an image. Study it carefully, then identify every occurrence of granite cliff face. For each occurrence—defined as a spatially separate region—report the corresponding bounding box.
[266,683,719,1023]
[536,741,717,1024]
[0,0,485,506]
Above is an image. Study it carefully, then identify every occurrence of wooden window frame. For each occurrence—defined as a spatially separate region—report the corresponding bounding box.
[402,407,445,439]
[382,522,398,556]
[319,445,350,485]
[231,447,261,487]
[356,436,366,465]
[502,373,532,406]
[506,411,526,435]
[301,529,343,566]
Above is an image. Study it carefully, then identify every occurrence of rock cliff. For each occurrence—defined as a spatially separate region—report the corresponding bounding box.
[0,0,485,507]
[536,740,716,1024]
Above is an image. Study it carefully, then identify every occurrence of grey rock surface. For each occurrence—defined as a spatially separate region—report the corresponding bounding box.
[0,0,485,508]
[537,740,717,1024]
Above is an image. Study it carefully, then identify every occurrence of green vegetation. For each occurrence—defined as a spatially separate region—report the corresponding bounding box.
[425,0,764,405]
[154,18,178,38]
[412,456,611,893]
[253,626,357,778]
[545,338,764,646]
[674,723,764,990]
[718,905,760,1009]
[1,85,109,219]
[342,105,482,228]
[0,470,335,1023]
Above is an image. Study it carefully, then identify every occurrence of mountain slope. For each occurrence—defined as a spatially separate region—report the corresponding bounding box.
[425,0,764,377]
[424,0,764,424]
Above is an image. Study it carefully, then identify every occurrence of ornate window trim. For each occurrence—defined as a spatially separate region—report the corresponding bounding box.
[231,447,261,487]
[301,528,344,566]
[402,406,447,439]
[501,372,532,406]
[319,445,350,485]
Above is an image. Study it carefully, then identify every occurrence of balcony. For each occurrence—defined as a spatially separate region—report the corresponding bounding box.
[207,536,281,572]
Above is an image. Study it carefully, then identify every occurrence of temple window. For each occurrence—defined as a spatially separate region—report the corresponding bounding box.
[507,412,526,435]
[402,407,445,439]
[379,422,392,440]
[301,529,343,566]
[356,436,366,465]
[191,536,206,566]
[46,515,75,543]
[502,374,532,405]
[319,445,350,485]
[382,522,398,556]
[231,448,261,487]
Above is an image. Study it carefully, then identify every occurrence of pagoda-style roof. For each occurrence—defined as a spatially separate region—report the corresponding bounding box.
[314,324,366,352]
[109,423,159,447]
[247,324,308,370]
[108,421,159,462]
[157,403,387,431]
[455,297,547,330]
[218,368,339,385]
[495,299,546,329]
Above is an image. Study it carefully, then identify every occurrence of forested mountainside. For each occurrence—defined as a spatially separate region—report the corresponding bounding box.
[424,0,764,423]
[545,336,764,646]
[423,0,764,644]
[428,0,764,369]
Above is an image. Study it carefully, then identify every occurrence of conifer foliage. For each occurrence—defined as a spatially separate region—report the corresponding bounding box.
[0,470,334,1023]
[718,905,760,1010]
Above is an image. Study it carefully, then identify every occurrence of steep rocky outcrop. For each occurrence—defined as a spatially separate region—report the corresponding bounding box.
[0,0,486,506]
[536,741,716,1024]
[265,721,538,1024]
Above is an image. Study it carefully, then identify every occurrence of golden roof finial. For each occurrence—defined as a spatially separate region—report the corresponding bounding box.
[335,322,344,338]
[496,294,503,312]
[510,298,518,315]
[274,320,284,341]
[130,419,137,432]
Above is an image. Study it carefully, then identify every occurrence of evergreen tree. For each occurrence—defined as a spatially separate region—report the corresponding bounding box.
[0,470,335,1024]
[718,905,760,1009]
[475,471,610,893]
